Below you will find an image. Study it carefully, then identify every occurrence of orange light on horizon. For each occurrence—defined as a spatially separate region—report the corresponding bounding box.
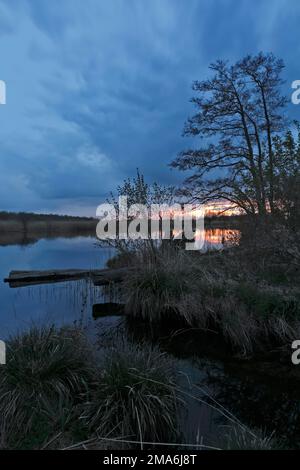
[204,201,240,216]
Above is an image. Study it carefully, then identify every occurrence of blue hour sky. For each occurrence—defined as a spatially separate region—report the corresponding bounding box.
[0,0,299,215]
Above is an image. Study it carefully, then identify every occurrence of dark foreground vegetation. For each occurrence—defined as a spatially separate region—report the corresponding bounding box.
[0,326,276,450]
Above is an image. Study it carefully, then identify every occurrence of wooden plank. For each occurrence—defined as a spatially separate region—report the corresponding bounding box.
[4,267,132,288]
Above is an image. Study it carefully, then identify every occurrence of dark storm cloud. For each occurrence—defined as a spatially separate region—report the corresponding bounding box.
[0,0,299,214]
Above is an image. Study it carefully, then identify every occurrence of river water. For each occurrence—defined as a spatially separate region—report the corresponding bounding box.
[0,229,238,337]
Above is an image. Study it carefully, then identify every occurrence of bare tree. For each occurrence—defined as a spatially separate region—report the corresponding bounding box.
[171,53,287,216]
[100,169,175,254]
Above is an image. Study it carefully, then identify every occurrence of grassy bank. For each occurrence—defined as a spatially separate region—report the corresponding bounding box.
[109,222,300,358]
[0,326,179,450]
[0,325,276,450]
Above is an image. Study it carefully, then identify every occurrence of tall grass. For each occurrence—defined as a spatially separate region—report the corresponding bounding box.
[0,326,180,449]
[123,247,300,355]
[123,249,213,327]
[218,425,276,450]
[82,343,179,444]
[0,325,285,449]
[0,326,93,448]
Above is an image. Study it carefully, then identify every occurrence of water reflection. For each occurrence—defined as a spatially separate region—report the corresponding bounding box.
[0,228,239,248]
[193,360,300,448]
[0,230,239,335]
[93,316,300,448]
[203,228,240,249]
[0,237,114,337]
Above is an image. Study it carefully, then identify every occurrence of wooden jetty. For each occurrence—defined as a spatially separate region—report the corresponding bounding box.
[4,267,131,288]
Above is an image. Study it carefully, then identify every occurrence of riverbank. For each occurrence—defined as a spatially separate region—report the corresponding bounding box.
[0,324,278,450]
[108,221,300,360]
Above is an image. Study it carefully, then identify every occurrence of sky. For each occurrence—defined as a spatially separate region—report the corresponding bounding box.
[0,0,300,216]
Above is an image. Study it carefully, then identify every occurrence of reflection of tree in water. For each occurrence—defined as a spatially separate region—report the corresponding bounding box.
[199,365,300,448]
[0,232,39,247]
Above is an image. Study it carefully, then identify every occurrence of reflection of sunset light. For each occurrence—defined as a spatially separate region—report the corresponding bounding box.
[204,228,240,244]
[172,228,240,250]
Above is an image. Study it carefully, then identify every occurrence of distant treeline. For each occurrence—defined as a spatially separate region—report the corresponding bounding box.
[0,211,96,222]
[0,212,97,244]
[0,210,245,227]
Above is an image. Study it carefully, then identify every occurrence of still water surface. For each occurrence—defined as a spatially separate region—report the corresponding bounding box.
[0,229,237,337]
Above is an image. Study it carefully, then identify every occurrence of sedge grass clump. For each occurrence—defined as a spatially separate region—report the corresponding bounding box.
[216,301,260,356]
[0,326,93,448]
[83,343,179,444]
[123,251,209,326]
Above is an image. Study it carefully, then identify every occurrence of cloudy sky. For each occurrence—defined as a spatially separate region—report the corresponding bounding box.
[0,0,299,215]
